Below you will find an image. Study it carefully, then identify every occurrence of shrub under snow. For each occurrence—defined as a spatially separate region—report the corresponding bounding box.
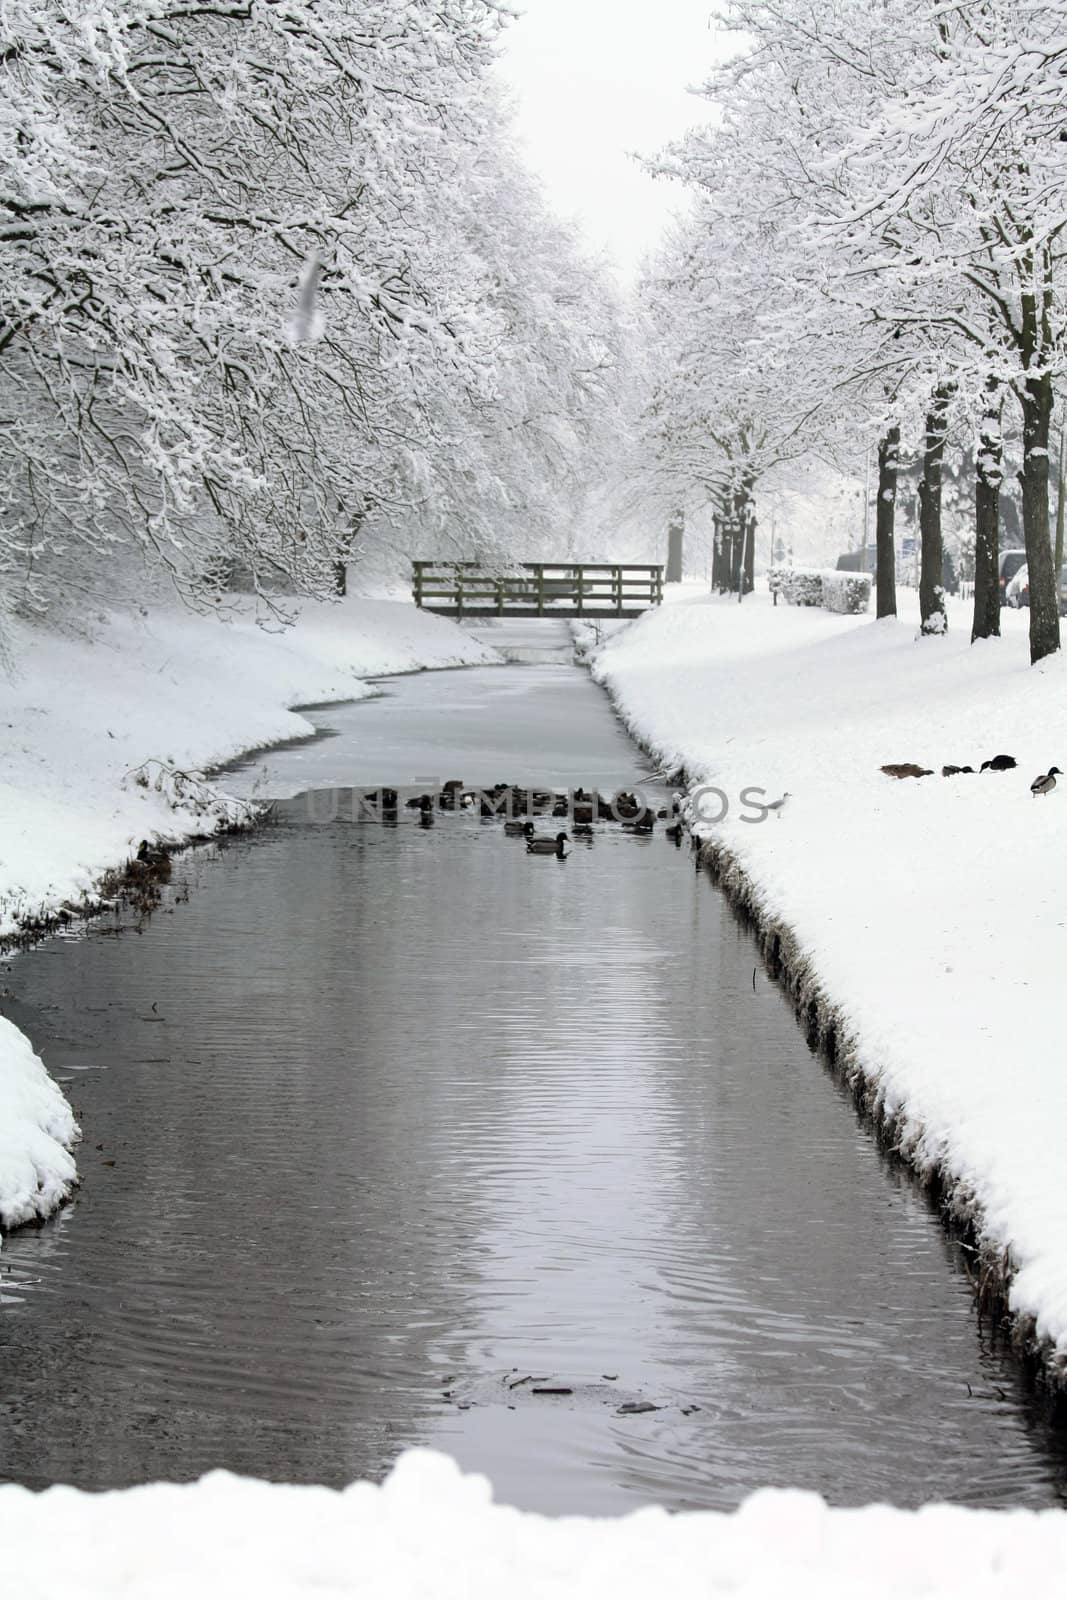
[768,568,871,613]
[822,571,872,614]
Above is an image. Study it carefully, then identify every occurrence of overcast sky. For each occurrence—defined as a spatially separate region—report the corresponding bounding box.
[494,1,732,279]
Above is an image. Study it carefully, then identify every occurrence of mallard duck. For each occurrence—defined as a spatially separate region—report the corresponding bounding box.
[135,840,172,880]
[980,754,1017,772]
[504,819,535,836]
[880,763,933,779]
[526,831,569,856]
[941,765,975,777]
[622,813,654,833]
[1031,766,1061,796]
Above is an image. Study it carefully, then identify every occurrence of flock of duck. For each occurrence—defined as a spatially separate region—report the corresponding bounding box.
[881,753,1062,796]
[361,780,685,858]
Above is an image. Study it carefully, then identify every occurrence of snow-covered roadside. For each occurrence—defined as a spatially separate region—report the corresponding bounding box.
[591,590,1067,1375]
[4,1447,1067,1597]
[0,595,498,1239]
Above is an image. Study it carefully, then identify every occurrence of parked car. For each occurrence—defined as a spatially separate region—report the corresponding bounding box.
[1005,561,1067,612]
[998,548,1027,604]
[1005,563,1029,607]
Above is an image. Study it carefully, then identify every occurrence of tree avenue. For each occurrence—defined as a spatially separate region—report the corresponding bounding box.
[0,1,624,641]
[636,0,1067,663]
[3,3,1064,666]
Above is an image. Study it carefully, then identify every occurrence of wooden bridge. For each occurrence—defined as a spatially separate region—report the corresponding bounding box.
[412,561,664,619]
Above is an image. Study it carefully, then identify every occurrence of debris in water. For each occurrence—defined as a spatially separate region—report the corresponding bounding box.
[617,1401,660,1415]
[532,1385,573,1396]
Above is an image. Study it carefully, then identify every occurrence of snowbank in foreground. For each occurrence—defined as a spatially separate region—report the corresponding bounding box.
[0,595,497,1237]
[592,592,1067,1367]
[4,1449,1066,1598]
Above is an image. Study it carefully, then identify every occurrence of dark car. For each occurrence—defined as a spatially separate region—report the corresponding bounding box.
[998,549,1027,604]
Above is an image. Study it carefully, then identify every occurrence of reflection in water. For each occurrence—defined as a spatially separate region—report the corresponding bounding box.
[2,650,1067,1513]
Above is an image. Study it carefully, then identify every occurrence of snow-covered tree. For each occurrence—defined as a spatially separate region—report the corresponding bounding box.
[0,2,625,643]
[699,0,1067,658]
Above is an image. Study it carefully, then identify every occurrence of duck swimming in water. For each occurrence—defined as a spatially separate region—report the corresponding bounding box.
[526,832,570,856]
[622,813,655,833]
[1031,766,1061,796]
[504,819,535,837]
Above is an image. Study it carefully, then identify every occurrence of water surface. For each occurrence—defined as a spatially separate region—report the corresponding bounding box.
[2,627,1066,1513]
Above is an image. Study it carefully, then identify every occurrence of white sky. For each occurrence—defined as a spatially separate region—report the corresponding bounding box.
[494,0,732,279]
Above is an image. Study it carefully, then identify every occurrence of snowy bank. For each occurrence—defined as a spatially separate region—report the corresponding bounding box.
[591,591,1067,1377]
[4,1448,1067,1597]
[0,1014,79,1231]
[1,595,496,940]
[0,594,497,1238]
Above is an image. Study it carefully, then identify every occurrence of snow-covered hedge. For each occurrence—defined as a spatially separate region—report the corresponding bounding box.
[822,571,872,614]
[776,568,824,607]
[768,569,870,613]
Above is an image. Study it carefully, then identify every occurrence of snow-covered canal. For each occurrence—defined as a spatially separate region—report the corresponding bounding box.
[2,622,1066,1514]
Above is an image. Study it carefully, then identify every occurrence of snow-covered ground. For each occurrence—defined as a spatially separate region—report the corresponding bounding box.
[0,595,497,1241]
[5,1447,1067,1597]
[592,587,1067,1372]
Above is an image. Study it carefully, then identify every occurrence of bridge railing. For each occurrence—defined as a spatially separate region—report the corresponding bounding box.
[412,562,664,618]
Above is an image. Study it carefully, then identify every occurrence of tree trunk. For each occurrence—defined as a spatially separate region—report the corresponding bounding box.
[666,509,684,583]
[330,507,366,602]
[743,507,756,595]
[711,514,723,590]
[972,382,1002,642]
[1018,368,1061,663]
[717,499,741,593]
[1054,417,1065,604]
[728,515,742,592]
[918,388,950,635]
[875,426,899,619]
